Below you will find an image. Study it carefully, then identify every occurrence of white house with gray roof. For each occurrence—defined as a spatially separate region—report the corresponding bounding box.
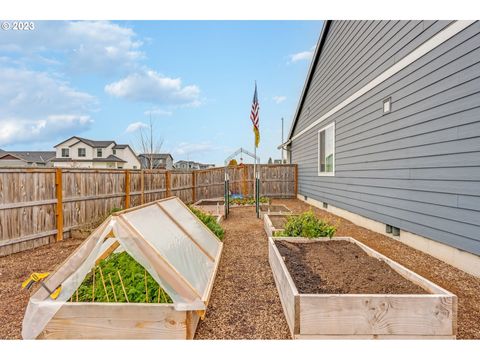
[52,136,141,169]
[0,150,56,167]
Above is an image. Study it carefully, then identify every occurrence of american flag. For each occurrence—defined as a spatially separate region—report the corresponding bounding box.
[250,83,260,147]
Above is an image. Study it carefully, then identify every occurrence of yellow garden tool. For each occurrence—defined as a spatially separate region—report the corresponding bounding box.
[22,272,62,300]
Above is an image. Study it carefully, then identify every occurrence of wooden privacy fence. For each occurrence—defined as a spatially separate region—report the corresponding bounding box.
[0,164,297,256]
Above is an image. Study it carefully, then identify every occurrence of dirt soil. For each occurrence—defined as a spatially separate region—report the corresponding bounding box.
[260,204,290,213]
[0,239,84,339]
[1,198,479,339]
[195,206,290,339]
[269,215,289,229]
[276,240,427,294]
[276,199,480,340]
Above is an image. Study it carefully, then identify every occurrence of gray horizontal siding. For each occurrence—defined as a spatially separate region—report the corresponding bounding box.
[290,20,480,255]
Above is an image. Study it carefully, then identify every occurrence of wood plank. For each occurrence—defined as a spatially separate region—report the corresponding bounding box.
[299,294,454,336]
[39,303,186,339]
[268,238,298,337]
[55,168,63,241]
[294,334,456,339]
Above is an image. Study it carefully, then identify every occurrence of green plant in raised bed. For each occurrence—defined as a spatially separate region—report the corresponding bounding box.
[229,196,269,206]
[188,206,225,240]
[277,210,337,239]
[72,251,172,303]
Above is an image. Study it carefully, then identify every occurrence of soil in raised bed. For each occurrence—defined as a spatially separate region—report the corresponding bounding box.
[275,240,427,294]
[260,204,290,213]
[269,215,289,229]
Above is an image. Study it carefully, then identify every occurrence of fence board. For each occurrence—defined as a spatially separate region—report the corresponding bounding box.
[0,165,296,255]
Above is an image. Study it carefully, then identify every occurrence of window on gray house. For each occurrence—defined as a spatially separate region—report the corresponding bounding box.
[318,122,335,176]
[78,148,86,157]
[96,148,102,157]
[61,148,69,157]
[113,149,116,155]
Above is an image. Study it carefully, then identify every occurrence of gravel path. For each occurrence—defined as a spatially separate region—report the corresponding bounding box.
[195,206,290,339]
[1,199,479,339]
[0,239,84,339]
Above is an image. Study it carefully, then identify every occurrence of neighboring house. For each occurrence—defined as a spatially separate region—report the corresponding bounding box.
[0,151,55,167]
[280,20,480,276]
[52,136,141,169]
[138,153,174,170]
[174,160,215,170]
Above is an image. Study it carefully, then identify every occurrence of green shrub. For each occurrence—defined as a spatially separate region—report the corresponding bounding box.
[277,210,337,239]
[72,251,172,303]
[189,206,225,240]
[229,196,269,206]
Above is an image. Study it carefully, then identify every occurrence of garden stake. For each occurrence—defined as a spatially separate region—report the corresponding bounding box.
[117,270,129,303]
[144,270,149,303]
[98,267,110,302]
[92,268,96,302]
[108,273,118,302]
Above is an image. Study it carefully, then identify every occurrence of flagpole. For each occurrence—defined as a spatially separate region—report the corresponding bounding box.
[253,135,256,199]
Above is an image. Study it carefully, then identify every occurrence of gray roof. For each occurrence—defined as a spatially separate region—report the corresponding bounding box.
[0,151,56,163]
[282,20,332,147]
[52,154,126,163]
[113,144,129,149]
[55,136,115,148]
[139,153,173,160]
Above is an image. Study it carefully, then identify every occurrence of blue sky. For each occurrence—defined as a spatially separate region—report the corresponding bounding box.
[0,20,322,165]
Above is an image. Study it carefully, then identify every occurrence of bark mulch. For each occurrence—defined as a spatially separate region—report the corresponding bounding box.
[0,239,84,339]
[276,240,426,294]
[1,198,479,340]
[277,198,480,340]
[195,206,290,339]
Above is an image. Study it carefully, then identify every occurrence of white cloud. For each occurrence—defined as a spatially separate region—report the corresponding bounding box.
[0,115,93,146]
[272,95,287,104]
[172,142,216,157]
[0,67,96,146]
[125,121,148,133]
[0,21,143,74]
[105,69,201,106]
[144,108,173,117]
[288,46,315,63]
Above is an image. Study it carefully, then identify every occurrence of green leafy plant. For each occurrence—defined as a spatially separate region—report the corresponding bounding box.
[229,196,269,206]
[277,210,337,239]
[189,206,225,240]
[72,252,172,303]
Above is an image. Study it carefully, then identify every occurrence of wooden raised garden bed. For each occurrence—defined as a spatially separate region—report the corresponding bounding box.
[263,213,293,237]
[259,204,291,217]
[268,236,457,339]
[193,198,224,223]
[23,197,223,340]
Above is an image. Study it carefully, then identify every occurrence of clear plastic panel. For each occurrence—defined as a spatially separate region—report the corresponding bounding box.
[159,199,220,259]
[122,204,213,297]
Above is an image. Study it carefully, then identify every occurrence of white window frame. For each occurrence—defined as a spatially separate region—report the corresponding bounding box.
[318,122,335,176]
[78,148,86,157]
[61,148,69,158]
[96,148,103,158]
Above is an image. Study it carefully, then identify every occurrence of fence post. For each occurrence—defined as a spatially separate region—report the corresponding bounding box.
[125,170,131,209]
[140,170,145,204]
[192,170,196,203]
[294,164,298,198]
[166,170,171,198]
[55,168,63,241]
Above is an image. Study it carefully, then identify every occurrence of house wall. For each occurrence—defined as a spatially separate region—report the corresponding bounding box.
[117,148,142,169]
[290,21,480,256]
[0,158,27,167]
